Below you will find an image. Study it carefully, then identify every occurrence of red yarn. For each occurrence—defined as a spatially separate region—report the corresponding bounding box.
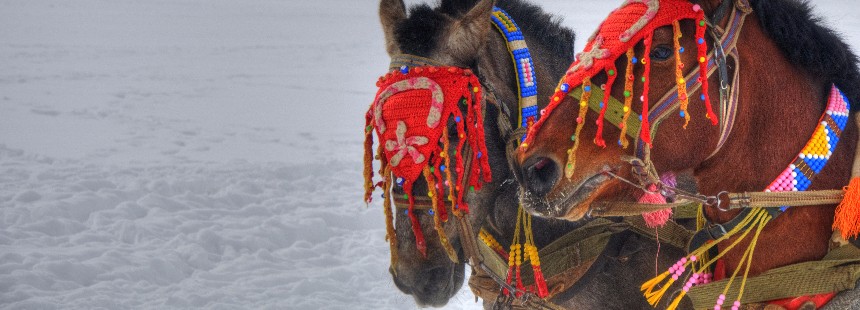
[524,0,710,148]
[366,66,492,255]
[532,265,549,298]
[594,65,618,147]
[641,34,654,147]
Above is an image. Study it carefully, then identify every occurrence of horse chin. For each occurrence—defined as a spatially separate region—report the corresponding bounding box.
[523,172,612,222]
[389,260,465,308]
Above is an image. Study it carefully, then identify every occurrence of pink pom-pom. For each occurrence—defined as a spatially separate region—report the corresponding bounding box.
[640,184,671,227]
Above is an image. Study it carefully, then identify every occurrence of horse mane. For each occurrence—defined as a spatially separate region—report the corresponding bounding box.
[750,0,860,112]
[394,0,575,62]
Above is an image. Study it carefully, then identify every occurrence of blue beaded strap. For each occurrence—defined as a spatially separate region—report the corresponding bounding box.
[490,7,538,130]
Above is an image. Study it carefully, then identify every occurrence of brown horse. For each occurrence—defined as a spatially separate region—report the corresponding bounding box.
[374,0,691,308]
[517,0,859,307]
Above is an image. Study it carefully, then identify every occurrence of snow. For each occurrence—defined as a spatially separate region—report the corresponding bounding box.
[0,0,857,309]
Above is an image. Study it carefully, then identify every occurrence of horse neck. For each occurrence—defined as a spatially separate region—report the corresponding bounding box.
[697,12,857,276]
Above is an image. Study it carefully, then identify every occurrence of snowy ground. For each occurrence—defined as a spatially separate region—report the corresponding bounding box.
[1,0,857,309]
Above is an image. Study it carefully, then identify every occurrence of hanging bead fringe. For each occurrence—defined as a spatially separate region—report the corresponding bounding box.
[619,48,636,149]
[565,77,592,179]
[673,20,692,129]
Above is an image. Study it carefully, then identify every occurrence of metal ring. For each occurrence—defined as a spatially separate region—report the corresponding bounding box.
[715,191,731,211]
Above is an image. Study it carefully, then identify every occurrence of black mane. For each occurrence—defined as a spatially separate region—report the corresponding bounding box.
[395,0,575,61]
[751,0,860,112]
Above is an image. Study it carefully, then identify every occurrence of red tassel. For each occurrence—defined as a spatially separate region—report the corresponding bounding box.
[640,34,654,147]
[515,267,525,298]
[834,177,860,239]
[532,265,549,298]
[405,183,427,257]
[594,65,617,148]
[695,12,718,125]
[504,266,514,296]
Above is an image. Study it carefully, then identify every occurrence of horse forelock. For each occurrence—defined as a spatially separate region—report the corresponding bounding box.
[394,5,447,56]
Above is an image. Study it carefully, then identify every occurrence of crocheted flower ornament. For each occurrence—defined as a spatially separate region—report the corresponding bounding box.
[363,66,492,256]
[523,0,717,157]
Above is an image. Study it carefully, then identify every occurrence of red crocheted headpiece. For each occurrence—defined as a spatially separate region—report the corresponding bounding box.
[363,66,491,256]
[524,0,715,149]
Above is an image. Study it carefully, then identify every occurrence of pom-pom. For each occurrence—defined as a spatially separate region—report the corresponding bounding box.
[834,177,860,239]
[640,184,672,227]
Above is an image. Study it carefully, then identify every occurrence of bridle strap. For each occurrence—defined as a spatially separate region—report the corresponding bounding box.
[389,54,446,69]
[636,0,751,161]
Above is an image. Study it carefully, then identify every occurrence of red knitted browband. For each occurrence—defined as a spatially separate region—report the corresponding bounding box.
[522,0,717,151]
[364,66,492,257]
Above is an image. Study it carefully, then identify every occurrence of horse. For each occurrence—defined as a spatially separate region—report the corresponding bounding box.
[516,0,860,308]
[371,0,690,308]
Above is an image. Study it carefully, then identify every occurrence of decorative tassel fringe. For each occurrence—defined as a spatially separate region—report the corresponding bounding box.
[835,177,860,239]
[364,111,376,204]
[425,167,458,263]
[640,34,654,147]
[382,165,398,272]
[835,115,860,239]
[479,229,509,260]
[406,188,427,258]
[641,208,770,306]
[366,66,492,263]
[619,48,636,149]
[672,20,691,129]
[694,10,718,125]
[594,65,617,148]
[523,209,549,298]
[565,77,592,179]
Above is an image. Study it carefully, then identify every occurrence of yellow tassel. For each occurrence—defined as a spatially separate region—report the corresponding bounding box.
[672,20,691,129]
[834,177,860,239]
[641,270,670,293]
[646,278,676,306]
[666,290,687,310]
[382,165,398,272]
[619,48,636,149]
[565,77,592,178]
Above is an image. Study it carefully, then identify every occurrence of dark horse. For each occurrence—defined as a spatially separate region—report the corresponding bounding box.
[517,0,859,308]
[375,0,688,308]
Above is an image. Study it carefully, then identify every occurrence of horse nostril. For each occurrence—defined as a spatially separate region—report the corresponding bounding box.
[523,157,560,197]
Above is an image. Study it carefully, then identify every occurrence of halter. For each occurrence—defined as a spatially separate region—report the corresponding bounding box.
[376,7,621,307]
[366,7,564,306]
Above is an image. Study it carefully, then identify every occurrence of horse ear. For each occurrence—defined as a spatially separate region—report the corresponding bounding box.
[447,0,493,60]
[379,0,406,55]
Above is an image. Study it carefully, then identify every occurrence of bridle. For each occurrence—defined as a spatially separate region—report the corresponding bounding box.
[581,0,751,217]
[382,7,594,308]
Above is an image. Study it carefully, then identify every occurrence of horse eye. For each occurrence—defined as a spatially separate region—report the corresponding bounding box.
[650,45,673,61]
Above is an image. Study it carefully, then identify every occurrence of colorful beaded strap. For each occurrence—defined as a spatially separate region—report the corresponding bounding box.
[490,7,538,130]
[766,85,851,210]
[643,85,852,310]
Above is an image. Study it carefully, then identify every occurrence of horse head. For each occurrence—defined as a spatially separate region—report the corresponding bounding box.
[516,0,860,307]
[373,0,496,306]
